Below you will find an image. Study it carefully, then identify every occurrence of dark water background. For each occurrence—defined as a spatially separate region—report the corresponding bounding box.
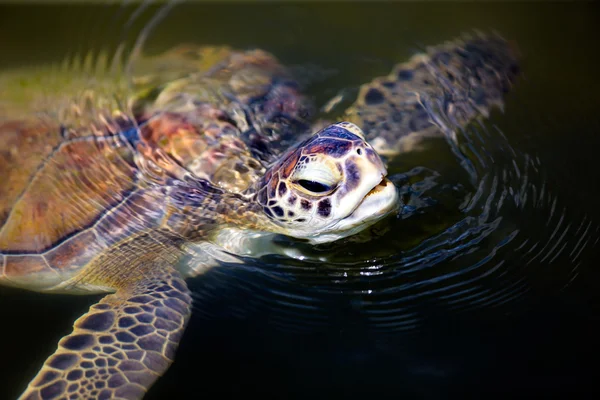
[1,1,600,399]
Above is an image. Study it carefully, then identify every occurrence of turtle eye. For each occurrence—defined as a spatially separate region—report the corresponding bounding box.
[291,158,341,196]
[296,180,331,193]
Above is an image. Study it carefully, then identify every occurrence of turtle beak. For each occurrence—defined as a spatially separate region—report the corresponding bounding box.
[366,175,390,197]
[335,148,390,219]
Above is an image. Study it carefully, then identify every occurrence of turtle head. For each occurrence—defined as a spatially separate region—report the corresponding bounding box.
[255,122,398,244]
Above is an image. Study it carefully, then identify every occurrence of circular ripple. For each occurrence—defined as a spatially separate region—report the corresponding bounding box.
[190,114,598,336]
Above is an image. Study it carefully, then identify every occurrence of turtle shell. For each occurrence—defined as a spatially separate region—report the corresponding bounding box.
[0,115,141,290]
[134,45,314,161]
[0,45,309,292]
[0,110,239,292]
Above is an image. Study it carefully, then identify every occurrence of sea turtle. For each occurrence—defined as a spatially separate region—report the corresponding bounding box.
[0,33,519,399]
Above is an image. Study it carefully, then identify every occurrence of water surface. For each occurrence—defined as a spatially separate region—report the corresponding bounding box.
[1,2,599,399]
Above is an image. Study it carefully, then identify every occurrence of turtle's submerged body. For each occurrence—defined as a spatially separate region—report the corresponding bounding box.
[0,34,519,399]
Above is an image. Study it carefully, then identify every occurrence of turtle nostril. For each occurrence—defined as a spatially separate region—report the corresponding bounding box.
[356,148,363,155]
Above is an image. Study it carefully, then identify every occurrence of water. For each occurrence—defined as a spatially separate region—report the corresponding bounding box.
[1,1,599,399]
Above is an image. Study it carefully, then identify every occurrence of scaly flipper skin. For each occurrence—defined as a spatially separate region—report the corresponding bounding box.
[19,264,191,400]
[345,33,521,156]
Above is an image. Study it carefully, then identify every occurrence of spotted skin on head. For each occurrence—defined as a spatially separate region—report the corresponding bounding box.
[345,32,521,156]
[258,123,374,219]
[255,122,397,243]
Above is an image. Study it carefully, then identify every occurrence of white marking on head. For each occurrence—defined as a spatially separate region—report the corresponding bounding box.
[259,122,398,243]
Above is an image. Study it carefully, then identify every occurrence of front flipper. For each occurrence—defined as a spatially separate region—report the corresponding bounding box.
[19,268,191,400]
[345,32,520,157]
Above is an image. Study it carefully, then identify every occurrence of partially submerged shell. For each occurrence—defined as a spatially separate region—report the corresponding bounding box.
[0,45,310,291]
[0,117,139,289]
[139,109,264,193]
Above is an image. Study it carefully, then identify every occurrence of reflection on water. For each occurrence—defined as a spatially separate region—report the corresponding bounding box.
[1,1,600,399]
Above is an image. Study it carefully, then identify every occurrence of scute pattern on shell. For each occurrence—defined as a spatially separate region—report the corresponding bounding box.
[0,119,138,254]
[0,45,311,287]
